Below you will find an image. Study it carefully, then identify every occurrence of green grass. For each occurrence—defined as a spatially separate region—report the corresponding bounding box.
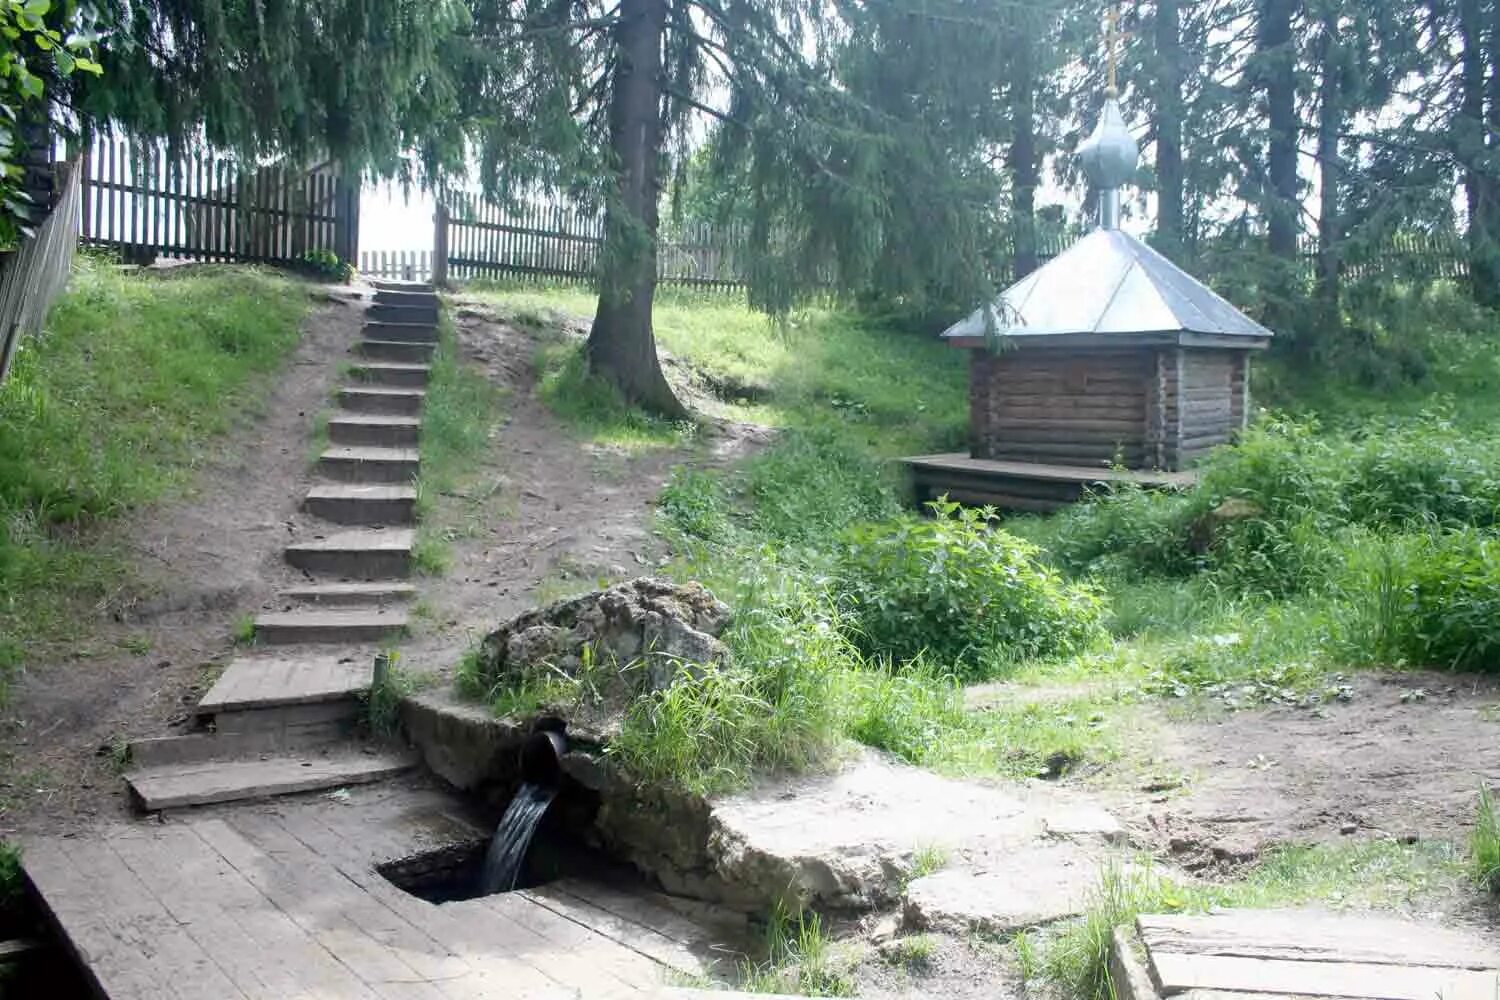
[536,340,695,450]
[0,842,19,906]
[230,614,257,646]
[739,908,859,997]
[411,312,504,575]
[882,934,937,970]
[1040,841,1470,999]
[467,283,968,455]
[0,257,307,693]
[1474,786,1500,893]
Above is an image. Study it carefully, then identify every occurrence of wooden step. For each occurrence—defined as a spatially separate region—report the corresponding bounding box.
[357,339,435,363]
[371,279,434,293]
[337,386,426,416]
[304,483,417,524]
[363,321,438,344]
[284,527,414,579]
[128,728,344,769]
[197,654,373,716]
[372,286,438,305]
[125,750,418,811]
[328,414,421,448]
[253,608,410,645]
[369,302,439,325]
[316,445,420,484]
[349,361,431,387]
[277,582,418,605]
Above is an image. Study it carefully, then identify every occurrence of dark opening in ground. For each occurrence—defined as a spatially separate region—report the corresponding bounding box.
[377,834,623,904]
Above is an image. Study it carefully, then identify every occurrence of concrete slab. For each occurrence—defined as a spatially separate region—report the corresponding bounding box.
[902,843,1117,935]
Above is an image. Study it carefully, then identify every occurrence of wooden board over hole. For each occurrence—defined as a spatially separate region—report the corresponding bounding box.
[1128,909,1500,1000]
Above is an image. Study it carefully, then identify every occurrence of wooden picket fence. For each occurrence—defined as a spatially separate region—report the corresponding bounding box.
[0,159,82,381]
[78,136,359,266]
[435,194,750,289]
[358,250,433,282]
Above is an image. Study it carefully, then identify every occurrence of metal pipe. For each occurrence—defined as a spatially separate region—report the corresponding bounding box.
[519,729,567,787]
[1099,188,1121,231]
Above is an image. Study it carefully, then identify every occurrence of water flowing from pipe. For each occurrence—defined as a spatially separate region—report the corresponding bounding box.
[477,782,557,895]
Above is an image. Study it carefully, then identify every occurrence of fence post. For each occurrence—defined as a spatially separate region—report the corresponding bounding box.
[433,203,450,288]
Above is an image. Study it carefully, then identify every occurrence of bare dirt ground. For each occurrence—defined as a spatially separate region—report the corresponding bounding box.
[1100,671,1500,862]
[398,296,769,680]
[0,287,368,835]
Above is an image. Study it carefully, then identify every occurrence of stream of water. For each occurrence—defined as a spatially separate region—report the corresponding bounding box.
[478,782,557,895]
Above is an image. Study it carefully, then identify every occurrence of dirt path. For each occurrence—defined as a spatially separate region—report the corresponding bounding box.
[399,297,765,679]
[0,289,366,834]
[1096,671,1500,866]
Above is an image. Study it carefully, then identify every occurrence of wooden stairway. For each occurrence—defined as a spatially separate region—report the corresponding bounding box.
[123,280,439,811]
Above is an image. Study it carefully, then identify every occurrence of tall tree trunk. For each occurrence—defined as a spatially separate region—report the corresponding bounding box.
[1154,0,1186,261]
[1261,0,1299,263]
[586,0,686,417]
[1482,0,1500,306]
[1458,0,1497,305]
[1314,11,1343,330]
[1008,23,1039,279]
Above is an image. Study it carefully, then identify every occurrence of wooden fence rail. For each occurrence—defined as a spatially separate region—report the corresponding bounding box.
[77,137,358,267]
[0,159,82,381]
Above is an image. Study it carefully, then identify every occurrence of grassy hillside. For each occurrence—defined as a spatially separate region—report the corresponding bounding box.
[0,257,308,695]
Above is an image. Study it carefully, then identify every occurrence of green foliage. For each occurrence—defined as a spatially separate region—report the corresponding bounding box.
[295,250,353,283]
[836,499,1105,678]
[0,259,304,697]
[0,841,20,906]
[1474,786,1500,893]
[536,341,692,449]
[1378,530,1500,672]
[611,578,850,794]
[740,908,857,997]
[0,0,101,246]
[230,614,256,646]
[838,660,968,764]
[365,654,420,737]
[882,935,936,970]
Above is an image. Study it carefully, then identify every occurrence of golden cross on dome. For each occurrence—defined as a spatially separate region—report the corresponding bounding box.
[1105,5,1131,96]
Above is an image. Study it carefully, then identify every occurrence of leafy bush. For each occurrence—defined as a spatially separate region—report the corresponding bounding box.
[1030,484,1200,578]
[296,249,354,282]
[836,498,1106,678]
[1382,530,1500,672]
[1344,419,1500,529]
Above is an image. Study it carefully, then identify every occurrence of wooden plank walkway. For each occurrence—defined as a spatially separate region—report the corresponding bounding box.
[1116,909,1500,1000]
[23,785,756,999]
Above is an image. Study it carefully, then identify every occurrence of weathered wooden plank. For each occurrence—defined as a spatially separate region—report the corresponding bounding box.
[265,807,581,999]
[478,892,666,991]
[109,824,338,1000]
[1137,911,1500,970]
[904,454,1196,487]
[126,751,415,810]
[523,882,715,977]
[198,655,372,713]
[26,833,249,999]
[198,816,453,1000]
[1149,952,1500,1000]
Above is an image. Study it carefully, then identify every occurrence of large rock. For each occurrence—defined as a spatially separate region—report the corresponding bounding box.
[584,749,1129,915]
[902,844,1123,935]
[478,578,732,704]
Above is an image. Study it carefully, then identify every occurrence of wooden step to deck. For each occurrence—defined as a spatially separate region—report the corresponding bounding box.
[337,385,427,419]
[253,608,410,645]
[124,749,417,810]
[277,581,418,605]
[304,482,417,524]
[372,286,438,305]
[284,527,414,578]
[327,413,421,448]
[349,361,431,387]
[362,321,438,344]
[371,278,434,293]
[357,338,435,363]
[197,654,373,716]
[337,385,426,415]
[127,727,345,769]
[369,302,439,325]
[316,445,420,484]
